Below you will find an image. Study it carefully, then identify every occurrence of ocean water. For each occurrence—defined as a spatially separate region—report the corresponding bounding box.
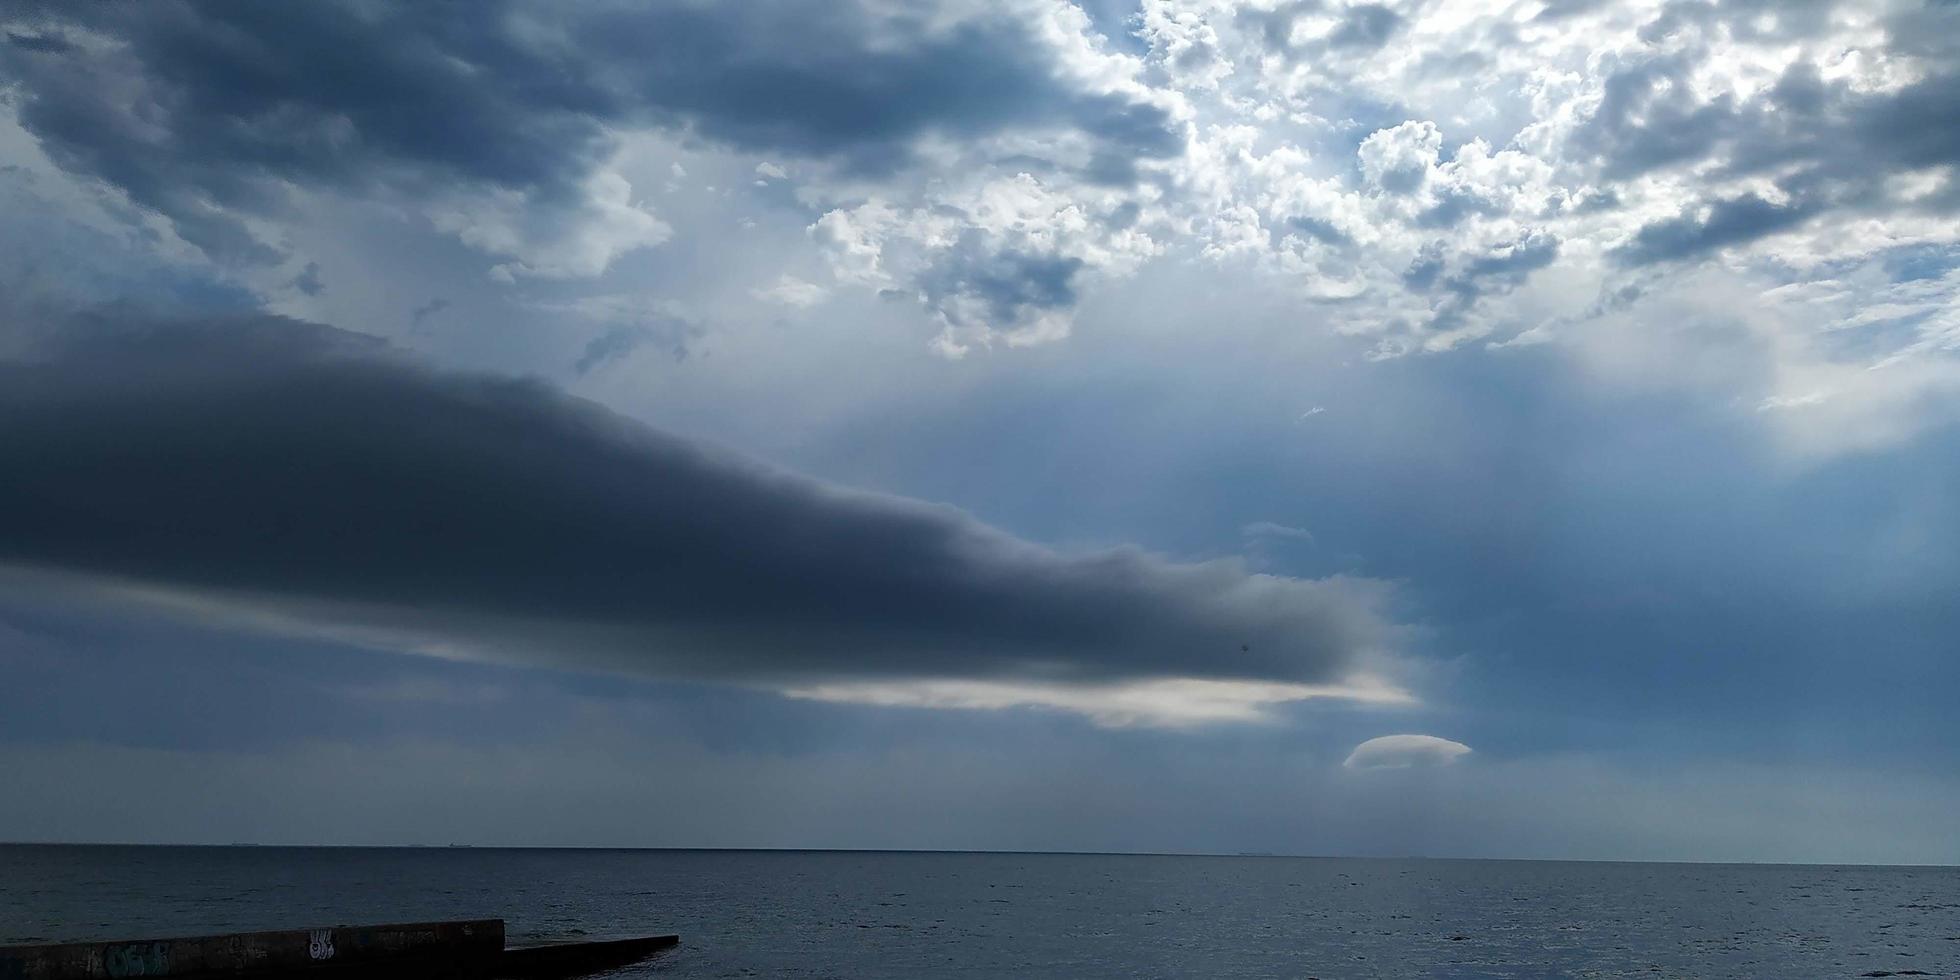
[1,846,1955,978]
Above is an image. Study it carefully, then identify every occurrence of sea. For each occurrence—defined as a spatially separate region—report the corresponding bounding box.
[2,846,1955,978]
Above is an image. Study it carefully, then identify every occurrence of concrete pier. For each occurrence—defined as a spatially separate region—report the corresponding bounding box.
[0,920,676,980]
[499,935,679,978]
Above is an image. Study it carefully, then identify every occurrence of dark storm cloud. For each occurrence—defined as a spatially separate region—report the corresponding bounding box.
[0,0,1180,263]
[573,1,1180,178]
[0,312,1392,688]
[0,2,615,264]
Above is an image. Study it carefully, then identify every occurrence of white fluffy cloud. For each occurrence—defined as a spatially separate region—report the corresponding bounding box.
[432,169,672,282]
[814,172,1165,355]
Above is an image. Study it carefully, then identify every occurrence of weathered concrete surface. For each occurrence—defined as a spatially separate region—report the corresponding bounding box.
[0,920,504,980]
[495,935,678,979]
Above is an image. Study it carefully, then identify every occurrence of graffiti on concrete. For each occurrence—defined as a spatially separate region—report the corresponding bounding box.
[103,942,170,977]
[308,930,336,961]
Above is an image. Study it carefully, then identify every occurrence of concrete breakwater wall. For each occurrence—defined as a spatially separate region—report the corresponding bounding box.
[0,920,506,979]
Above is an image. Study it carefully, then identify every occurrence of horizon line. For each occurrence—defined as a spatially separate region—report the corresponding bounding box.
[2,841,1951,870]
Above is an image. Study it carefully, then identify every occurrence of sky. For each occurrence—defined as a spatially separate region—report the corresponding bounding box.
[0,0,1957,864]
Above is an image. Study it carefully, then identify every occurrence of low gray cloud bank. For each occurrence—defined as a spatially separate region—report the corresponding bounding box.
[0,313,1399,696]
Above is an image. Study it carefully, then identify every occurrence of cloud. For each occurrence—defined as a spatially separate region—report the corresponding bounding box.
[1242,521,1314,544]
[438,169,671,282]
[1343,733,1471,769]
[787,675,1413,729]
[1358,121,1442,195]
[0,312,1407,722]
[1240,521,1320,574]
[0,2,620,266]
[9,0,1954,448]
[0,0,1181,354]
[1614,195,1820,267]
[573,316,697,374]
[919,241,1086,353]
[407,298,448,328]
[4,29,72,54]
[569,0,1179,175]
[1570,6,1960,261]
[289,261,324,297]
[754,275,828,309]
[0,0,1177,277]
[813,171,1161,354]
[1410,230,1562,334]
[1327,4,1402,51]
